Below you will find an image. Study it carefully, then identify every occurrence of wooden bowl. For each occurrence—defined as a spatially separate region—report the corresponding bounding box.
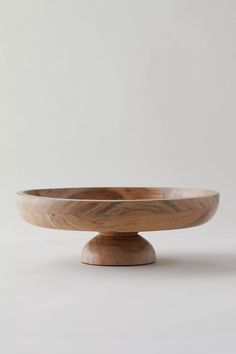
[16,187,219,266]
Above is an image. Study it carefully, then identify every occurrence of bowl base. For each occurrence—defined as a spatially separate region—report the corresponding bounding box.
[81,233,156,266]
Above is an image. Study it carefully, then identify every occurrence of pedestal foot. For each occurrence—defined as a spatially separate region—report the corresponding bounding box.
[81,233,156,266]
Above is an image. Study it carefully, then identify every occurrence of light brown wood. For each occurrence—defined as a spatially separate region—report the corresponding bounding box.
[16,187,219,266]
[81,233,156,266]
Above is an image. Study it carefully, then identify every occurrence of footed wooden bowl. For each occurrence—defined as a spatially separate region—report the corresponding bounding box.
[16,187,219,266]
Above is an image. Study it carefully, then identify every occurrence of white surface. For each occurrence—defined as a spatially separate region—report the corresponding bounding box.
[1,225,236,354]
[0,0,236,353]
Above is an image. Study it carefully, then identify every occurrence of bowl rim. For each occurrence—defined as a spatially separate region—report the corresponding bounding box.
[16,187,220,203]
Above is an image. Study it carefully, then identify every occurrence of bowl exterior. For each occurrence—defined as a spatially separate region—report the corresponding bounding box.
[16,192,219,233]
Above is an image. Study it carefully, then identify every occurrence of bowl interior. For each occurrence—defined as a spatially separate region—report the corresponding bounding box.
[23,187,218,201]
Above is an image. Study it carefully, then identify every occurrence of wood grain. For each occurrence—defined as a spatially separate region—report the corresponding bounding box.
[16,187,219,266]
[16,187,219,232]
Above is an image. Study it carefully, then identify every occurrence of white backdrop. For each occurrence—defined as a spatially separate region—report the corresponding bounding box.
[0,1,235,353]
